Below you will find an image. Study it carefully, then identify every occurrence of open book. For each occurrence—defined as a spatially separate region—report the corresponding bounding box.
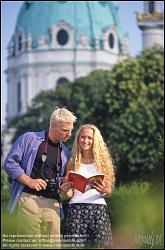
[68,171,104,193]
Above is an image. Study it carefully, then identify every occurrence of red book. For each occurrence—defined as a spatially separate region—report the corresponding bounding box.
[68,171,104,193]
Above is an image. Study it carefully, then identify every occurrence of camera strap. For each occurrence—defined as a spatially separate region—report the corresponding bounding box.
[41,130,61,182]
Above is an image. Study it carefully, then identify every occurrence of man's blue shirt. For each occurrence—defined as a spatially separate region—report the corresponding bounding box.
[3,130,69,213]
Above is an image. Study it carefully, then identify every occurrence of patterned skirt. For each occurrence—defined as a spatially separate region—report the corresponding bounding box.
[63,203,113,249]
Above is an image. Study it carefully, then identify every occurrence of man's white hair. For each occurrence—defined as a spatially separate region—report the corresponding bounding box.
[50,107,77,125]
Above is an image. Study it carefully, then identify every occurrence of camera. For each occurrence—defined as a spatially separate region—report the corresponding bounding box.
[45,179,58,193]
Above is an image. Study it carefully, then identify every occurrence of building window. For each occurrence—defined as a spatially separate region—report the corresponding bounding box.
[57,29,69,45]
[149,1,155,13]
[12,43,15,56]
[17,82,21,112]
[57,77,69,85]
[109,33,114,49]
[18,35,22,51]
[25,1,33,9]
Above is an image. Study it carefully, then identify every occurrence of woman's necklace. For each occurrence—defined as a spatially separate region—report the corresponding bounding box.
[82,156,94,164]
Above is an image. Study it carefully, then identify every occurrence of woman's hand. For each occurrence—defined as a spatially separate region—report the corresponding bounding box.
[92,179,107,194]
[59,181,73,197]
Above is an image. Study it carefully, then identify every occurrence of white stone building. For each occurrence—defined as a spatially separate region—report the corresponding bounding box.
[6,1,129,118]
[136,1,164,50]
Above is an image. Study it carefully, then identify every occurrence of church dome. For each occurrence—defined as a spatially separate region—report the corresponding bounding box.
[6,1,129,119]
[14,1,127,50]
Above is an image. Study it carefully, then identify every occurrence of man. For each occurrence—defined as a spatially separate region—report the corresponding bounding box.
[3,107,77,247]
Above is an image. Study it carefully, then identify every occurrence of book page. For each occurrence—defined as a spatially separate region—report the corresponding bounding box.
[88,174,104,182]
[68,172,104,193]
[68,172,88,193]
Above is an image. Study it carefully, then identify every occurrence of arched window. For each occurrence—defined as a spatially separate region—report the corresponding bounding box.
[108,33,114,49]
[12,42,15,56]
[25,1,33,9]
[57,77,69,85]
[18,35,22,51]
[57,29,69,46]
[17,82,21,112]
[149,1,155,13]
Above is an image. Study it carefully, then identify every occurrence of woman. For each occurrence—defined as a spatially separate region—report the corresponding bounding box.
[60,124,115,248]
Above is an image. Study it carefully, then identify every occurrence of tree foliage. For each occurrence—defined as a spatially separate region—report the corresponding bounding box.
[7,47,164,183]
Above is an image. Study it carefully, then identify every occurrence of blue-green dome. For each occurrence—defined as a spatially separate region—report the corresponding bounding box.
[15,1,127,48]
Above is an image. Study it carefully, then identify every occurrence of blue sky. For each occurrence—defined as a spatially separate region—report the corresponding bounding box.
[1,1,164,126]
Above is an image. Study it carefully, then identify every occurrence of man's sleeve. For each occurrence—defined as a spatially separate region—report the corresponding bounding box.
[3,134,27,180]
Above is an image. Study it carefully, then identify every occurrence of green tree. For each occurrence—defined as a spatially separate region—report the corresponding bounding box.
[103,47,164,182]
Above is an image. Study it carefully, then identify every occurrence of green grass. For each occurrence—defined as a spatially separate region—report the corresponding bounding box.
[1,181,164,249]
[107,181,164,249]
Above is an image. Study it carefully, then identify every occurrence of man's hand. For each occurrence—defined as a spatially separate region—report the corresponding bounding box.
[27,178,47,191]
[17,174,47,191]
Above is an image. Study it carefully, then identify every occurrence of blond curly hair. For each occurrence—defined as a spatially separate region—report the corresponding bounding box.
[71,124,115,187]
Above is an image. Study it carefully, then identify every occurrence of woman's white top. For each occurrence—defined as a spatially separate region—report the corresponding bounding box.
[69,163,106,205]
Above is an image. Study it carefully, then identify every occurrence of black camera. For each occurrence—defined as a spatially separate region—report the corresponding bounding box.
[45,179,58,193]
